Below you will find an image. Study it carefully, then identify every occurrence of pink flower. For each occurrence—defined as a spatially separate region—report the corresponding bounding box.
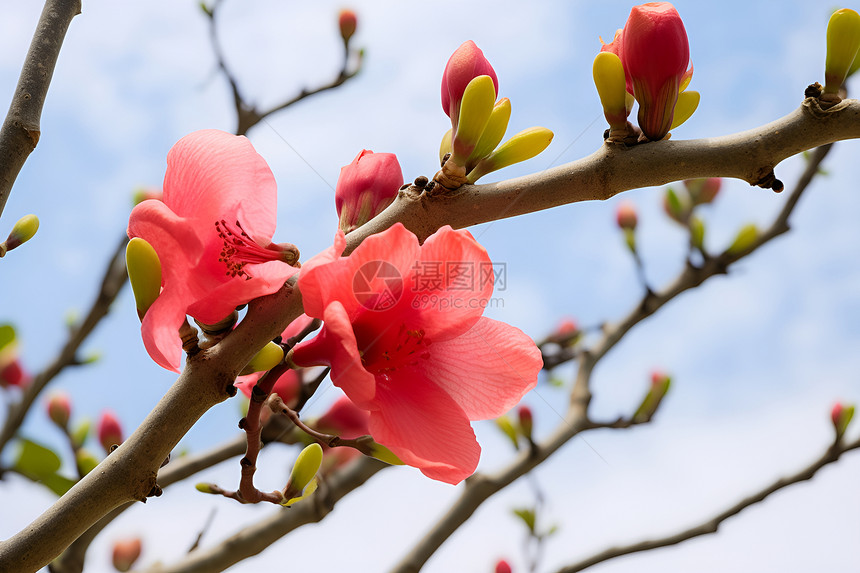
[292,224,541,484]
[335,150,403,233]
[620,2,691,141]
[128,130,300,372]
[441,41,499,126]
[495,559,513,573]
[98,410,124,454]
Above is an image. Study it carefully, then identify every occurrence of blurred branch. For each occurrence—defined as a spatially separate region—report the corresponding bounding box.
[389,143,834,573]
[0,0,81,220]
[134,456,387,573]
[0,233,129,455]
[555,436,860,573]
[204,0,362,136]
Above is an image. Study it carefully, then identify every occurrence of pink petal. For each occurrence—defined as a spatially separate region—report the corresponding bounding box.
[281,313,316,342]
[418,317,541,420]
[291,301,377,407]
[163,130,278,239]
[369,370,480,484]
[298,224,420,321]
[139,288,189,372]
[408,226,494,341]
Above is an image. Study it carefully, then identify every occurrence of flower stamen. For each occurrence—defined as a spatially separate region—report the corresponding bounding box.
[215,219,300,280]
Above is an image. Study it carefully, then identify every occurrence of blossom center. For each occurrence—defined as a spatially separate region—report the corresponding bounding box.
[363,323,431,374]
[215,219,299,280]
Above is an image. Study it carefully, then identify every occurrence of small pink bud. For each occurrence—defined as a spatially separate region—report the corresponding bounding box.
[441,41,499,125]
[335,150,403,233]
[315,396,370,438]
[555,318,578,337]
[112,537,142,572]
[47,392,72,429]
[518,406,533,441]
[495,559,513,573]
[616,200,638,230]
[621,3,691,141]
[98,410,124,454]
[0,360,27,388]
[684,177,721,205]
[651,370,669,387]
[338,9,357,44]
[831,402,855,439]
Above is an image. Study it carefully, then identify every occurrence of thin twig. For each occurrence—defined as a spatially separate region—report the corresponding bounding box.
[0,0,81,220]
[555,437,860,573]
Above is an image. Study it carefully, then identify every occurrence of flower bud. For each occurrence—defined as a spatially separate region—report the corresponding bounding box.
[98,410,124,454]
[112,537,142,572]
[282,443,323,505]
[831,402,855,440]
[824,8,860,95]
[517,406,533,441]
[726,223,759,256]
[495,559,513,573]
[633,371,671,422]
[315,396,369,438]
[466,98,512,169]
[616,200,638,231]
[336,150,403,233]
[548,318,579,346]
[593,51,631,133]
[0,359,27,389]
[338,9,357,44]
[684,177,721,205]
[238,342,284,376]
[47,392,71,429]
[0,214,39,257]
[495,415,520,449]
[621,3,691,141]
[663,186,690,224]
[689,216,705,251]
[76,449,99,476]
[452,75,497,163]
[126,237,162,320]
[467,127,554,183]
[441,41,499,127]
[131,188,162,206]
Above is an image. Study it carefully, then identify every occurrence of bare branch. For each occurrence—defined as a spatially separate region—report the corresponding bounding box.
[0,0,81,220]
[554,437,860,573]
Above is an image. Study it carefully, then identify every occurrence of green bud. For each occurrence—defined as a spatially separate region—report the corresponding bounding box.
[451,75,496,163]
[0,214,39,257]
[76,449,99,476]
[282,443,323,503]
[689,216,705,251]
[466,97,512,169]
[238,342,284,376]
[367,442,404,466]
[439,128,453,164]
[494,415,520,449]
[467,127,554,183]
[824,8,860,94]
[726,224,759,256]
[195,482,217,494]
[633,373,672,423]
[662,187,690,224]
[831,402,855,440]
[126,237,162,319]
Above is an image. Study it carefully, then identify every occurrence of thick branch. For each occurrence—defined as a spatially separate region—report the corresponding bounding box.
[0,0,80,219]
[555,438,860,573]
[0,234,129,455]
[346,98,860,252]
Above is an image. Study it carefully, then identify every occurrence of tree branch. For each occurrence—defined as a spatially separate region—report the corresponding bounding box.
[554,437,860,573]
[0,0,81,220]
[388,142,835,573]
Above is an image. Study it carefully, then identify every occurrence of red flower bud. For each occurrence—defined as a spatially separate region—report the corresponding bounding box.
[831,401,855,439]
[495,559,513,573]
[616,200,638,230]
[621,3,690,141]
[335,150,403,233]
[98,410,124,454]
[47,392,72,429]
[112,537,142,572]
[315,396,370,439]
[338,9,357,44]
[0,359,27,389]
[518,405,533,441]
[441,41,499,125]
[684,177,721,205]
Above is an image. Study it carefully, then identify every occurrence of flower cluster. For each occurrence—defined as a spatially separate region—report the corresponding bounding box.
[594,2,697,142]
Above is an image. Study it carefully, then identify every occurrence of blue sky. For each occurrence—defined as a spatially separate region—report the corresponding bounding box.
[1,1,858,572]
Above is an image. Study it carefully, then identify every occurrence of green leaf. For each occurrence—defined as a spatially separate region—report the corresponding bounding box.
[513,507,537,533]
[14,438,62,478]
[0,324,16,353]
[40,473,76,496]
